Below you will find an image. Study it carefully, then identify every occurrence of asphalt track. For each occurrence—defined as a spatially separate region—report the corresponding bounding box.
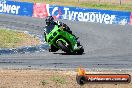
[0,14,132,71]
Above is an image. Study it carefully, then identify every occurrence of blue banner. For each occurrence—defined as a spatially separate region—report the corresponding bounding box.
[0,1,33,16]
[47,5,131,25]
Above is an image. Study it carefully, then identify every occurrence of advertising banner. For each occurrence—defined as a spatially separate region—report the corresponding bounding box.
[0,1,33,16]
[130,12,132,25]
[32,3,48,18]
[47,5,131,25]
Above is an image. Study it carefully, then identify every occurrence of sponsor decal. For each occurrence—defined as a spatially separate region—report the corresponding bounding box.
[0,0,6,4]
[51,6,61,19]
[0,1,33,16]
[76,67,131,85]
[0,1,20,15]
[119,19,128,25]
[33,3,48,18]
[48,5,131,25]
[63,7,115,24]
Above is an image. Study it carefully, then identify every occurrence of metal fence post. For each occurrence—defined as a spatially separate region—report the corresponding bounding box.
[120,0,122,5]
[99,0,101,4]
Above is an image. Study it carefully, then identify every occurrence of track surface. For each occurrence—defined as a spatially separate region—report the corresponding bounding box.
[0,14,132,70]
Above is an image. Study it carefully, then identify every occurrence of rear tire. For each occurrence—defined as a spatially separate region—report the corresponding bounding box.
[49,45,59,52]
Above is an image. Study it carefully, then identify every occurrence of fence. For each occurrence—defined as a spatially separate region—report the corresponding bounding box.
[24,0,132,5]
[20,0,132,5]
[77,0,132,5]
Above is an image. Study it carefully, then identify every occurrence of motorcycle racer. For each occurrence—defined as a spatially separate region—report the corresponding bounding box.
[45,16,75,37]
[44,16,80,52]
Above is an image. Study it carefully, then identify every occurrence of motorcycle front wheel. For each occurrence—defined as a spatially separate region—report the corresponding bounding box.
[57,40,71,53]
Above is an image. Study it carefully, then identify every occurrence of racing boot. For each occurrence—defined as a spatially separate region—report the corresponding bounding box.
[72,34,79,40]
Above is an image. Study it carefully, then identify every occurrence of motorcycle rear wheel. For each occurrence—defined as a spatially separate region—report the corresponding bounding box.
[49,45,59,52]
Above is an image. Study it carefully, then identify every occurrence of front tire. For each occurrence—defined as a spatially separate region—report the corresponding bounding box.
[57,40,70,53]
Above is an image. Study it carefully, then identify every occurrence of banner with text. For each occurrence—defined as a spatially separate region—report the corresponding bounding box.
[47,5,131,25]
[0,1,33,16]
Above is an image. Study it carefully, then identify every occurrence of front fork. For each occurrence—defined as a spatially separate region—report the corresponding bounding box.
[56,38,69,47]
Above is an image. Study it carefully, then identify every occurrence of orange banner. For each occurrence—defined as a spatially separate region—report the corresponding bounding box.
[76,67,131,85]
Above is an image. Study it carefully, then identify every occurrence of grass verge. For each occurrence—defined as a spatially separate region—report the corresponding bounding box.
[0,70,131,88]
[41,80,49,86]
[51,75,66,84]
[0,29,41,48]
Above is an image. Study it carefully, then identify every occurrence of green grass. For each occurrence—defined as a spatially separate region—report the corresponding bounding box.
[0,29,21,48]
[41,80,49,86]
[21,0,132,11]
[51,75,66,84]
[79,3,132,11]
[0,29,40,49]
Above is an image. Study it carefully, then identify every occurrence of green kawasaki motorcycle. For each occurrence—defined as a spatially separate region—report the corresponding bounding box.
[44,25,84,54]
